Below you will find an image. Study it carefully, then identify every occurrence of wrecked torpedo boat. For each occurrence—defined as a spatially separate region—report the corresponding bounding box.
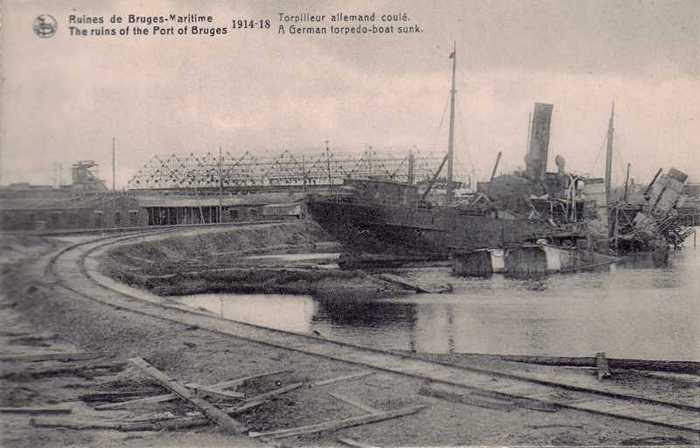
[307,48,597,258]
[452,241,618,278]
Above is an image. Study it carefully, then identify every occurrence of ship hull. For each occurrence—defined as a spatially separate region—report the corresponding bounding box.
[306,199,553,255]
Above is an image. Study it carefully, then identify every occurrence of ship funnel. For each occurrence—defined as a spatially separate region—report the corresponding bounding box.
[525,103,553,180]
[555,154,566,174]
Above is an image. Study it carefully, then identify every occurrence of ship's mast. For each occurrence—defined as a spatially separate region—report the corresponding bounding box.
[446,41,457,204]
[605,101,615,202]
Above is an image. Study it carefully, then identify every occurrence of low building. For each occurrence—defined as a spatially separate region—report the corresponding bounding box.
[134,191,305,226]
[0,194,147,231]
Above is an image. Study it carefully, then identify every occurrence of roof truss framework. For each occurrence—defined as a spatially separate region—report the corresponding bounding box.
[128,149,454,190]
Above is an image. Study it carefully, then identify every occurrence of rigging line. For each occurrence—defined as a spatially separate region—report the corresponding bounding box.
[425,92,452,155]
[454,95,475,173]
[589,132,607,175]
[453,65,476,174]
[613,132,628,181]
[437,92,450,131]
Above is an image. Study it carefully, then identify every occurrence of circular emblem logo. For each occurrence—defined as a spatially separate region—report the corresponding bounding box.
[33,14,57,38]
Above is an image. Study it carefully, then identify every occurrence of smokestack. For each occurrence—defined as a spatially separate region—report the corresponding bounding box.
[525,103,553,180]
[407,150,415,185]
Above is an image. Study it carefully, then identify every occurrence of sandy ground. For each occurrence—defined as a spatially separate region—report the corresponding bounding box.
[1,229,699,447]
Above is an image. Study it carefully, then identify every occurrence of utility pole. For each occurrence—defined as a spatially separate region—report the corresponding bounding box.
[623,163,631,202]
[605,101,615,203]
[489,151,502,182]
[112,137,116,191]
[446,41,457,204]
[367,145,372,177]
[218,146,223,223]
[325,140,332,189]
[526,111,532,156]
[488,151,502,197]
[301,154,307,192]
[407,150,415,185]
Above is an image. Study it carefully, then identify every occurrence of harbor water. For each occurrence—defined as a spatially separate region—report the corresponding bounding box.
[176,245,700,361]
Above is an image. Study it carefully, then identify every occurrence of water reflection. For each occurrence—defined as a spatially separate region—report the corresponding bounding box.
[176,246,700,361]
[181,293,316,334]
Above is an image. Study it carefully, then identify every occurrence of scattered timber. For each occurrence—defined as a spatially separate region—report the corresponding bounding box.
[249,405,427,439]
[128,357,248,434]
[419,385,516,411]
[207,369,292,390]
[420,384,559,413]
[377,273,450,294]
[337,437,381,448]
[7,332,57,341]
[312,371,374,387]
[245,382,303,402]
[328,392,380,414]
[0,352,108,363]
[79,391,149,403]
[485,354,700,375]
[0,406,72,415]
[222,399,267,414]
[0,362,125,380]
[185,383,245,400]
[404,352,700,375]
[122,400,269,428]
[94,370,295,411]
[94,392,178,410]
[31,416,210,432]
[0,331,34,337]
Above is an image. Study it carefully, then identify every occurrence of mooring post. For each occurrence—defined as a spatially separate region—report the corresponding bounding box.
[595,352,612,380]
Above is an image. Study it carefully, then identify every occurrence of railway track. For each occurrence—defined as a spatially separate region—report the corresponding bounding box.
[39,226,700,435]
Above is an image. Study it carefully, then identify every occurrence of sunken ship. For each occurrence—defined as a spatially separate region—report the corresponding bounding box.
[306,48,601,257]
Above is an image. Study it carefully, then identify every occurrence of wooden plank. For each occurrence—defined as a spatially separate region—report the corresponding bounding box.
[223,399,268,414]
[312,371,373,387]
[1,362,126,379]
[124,400,268,425]
[128,357,247,434]
[95,378,247,410]
[0,406,72,415]
[419,385,515,411]
[245,383,303,402]
[0,331,33,337]
[431,383,559,414]
[377,273,449,294]
[249,405,426,439]
[506,354,699,375]
[0,352,107,363]
[206,369,292,391]
[94,392,177,410]
[185,383,245,400]
[31,416,210,432]
[328,393,380,414]
[511,398,560,413]
[79,391,146,403]
[8,332,56,341]
[94,370,291,410]
[337,437,380,448]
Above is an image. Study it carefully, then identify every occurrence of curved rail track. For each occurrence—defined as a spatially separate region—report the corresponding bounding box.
[39,225,700,434]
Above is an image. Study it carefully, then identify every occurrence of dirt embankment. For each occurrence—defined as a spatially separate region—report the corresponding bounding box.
[0,234,60,270]
[98,221,406,299]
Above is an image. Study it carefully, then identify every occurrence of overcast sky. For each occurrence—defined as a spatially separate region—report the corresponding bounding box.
[1,0,698,188]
